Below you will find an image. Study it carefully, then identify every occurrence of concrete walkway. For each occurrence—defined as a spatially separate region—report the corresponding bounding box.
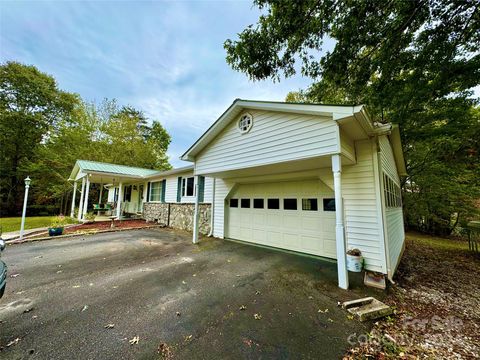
[1,227,49,241]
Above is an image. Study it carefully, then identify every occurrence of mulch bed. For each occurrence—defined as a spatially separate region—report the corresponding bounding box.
[64,219,149,234]
[345,232,480,359]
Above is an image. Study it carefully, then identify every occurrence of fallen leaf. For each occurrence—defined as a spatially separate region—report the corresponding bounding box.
[182,280,187,285]
[318,308,329,314]
[104,324,115,329]
[129,336,139,345]
[81,305,89,312]
[10,274,20,278]
[184,335,192,342]
[253,313,262,320]
[72,285,81,288]
[192,274,196,277]
[56,270,63,274]
[255,290,261,295]
[328,318,334,323]
[239,305,247,311]
[23,307,34,313]
[6,338,20,347]
[157,342,172,359]
[176,311,181,317]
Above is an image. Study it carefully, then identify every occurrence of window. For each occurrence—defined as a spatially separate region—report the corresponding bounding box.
[241,198,250,208]
[283,198,297,210]
[123,185,132,202]
[229,198,238,208]
[323,198,336,211]
[383,173,402,208]
[182,177,195,197]
[253,198,264,209]
[238,113,253,134]
[302,198,318,211]
[149,181,162,202]
[267,198,280,209]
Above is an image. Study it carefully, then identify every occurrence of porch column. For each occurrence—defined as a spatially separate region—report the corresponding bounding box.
[332,154,349,290]
[82,175,90,218]
[116,182,123,219]
[70,181,77,218]
[77,177,86,221]
[192,175,200,244]
[143,181,148,202]
[99,183,103,204]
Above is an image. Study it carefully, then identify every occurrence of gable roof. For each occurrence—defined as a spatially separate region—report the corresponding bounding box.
[180,99,373,161]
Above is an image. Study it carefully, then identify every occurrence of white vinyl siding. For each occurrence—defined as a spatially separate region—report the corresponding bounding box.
[379,135,405,273]
[164,176,179,203]
[212,179,235,238]
[343,140,386,273]
[340,129,355,162]
[195,110,339,174]
[149,172,214,204]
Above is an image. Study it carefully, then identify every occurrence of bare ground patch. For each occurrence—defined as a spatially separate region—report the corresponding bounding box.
[345,232,480,359]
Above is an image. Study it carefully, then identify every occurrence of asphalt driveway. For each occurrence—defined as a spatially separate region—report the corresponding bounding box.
[0,228,374,359]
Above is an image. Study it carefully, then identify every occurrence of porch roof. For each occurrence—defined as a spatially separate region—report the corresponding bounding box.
[68,160,162,182]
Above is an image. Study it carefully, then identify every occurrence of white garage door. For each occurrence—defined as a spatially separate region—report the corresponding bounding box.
[226,180,337,259]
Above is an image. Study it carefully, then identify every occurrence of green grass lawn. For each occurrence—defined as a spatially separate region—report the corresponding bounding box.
[0,216,77,233]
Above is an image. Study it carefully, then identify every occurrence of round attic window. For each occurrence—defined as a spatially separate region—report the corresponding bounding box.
[238,113,253,134]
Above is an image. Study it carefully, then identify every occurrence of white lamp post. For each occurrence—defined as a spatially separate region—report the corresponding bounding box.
[19,176,31,240]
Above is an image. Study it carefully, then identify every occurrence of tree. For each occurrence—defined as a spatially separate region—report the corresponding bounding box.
[32,99,172,214]
[0,61,79,215]
[225,0,480,234]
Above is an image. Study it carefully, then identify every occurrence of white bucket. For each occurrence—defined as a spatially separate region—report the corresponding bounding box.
[346,254,363,272]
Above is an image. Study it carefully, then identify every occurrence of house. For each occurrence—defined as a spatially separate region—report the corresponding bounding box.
[69,99,406,290]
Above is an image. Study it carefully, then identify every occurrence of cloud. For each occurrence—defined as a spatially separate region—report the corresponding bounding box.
[1,0,312,167]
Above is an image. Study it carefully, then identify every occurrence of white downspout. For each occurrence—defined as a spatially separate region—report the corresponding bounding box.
[208,178,215,237]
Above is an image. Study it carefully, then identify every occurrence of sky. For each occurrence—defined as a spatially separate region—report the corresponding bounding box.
[0,1,315,167]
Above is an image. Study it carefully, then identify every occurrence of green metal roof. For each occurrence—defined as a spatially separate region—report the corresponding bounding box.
[75,160,161,178]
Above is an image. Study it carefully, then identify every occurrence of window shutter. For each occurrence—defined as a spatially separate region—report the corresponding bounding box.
[198,176,205,203]
[176,177,182,202]
[146,182,151,202]
[161,179,166,203]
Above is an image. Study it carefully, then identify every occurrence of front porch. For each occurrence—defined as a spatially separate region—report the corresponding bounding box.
[68,160,159,222]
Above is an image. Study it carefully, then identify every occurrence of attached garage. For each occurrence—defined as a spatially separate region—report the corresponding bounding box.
[226,180,336,259]
[181,99,407,290]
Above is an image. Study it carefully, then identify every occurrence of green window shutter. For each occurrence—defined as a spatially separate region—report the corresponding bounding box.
[176,177,182,202]
[146,182,151,202]
[198,176,205,203]
[161,179,166,203]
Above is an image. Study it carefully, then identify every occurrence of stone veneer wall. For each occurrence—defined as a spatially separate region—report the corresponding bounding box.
[143,203,211,235]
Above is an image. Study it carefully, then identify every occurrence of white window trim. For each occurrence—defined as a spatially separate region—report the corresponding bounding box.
[181,176,196,198]
[149,180,163,202]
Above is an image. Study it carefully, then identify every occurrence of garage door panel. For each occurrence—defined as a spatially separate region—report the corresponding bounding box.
[227,180,336,259]
[266,213,282,226]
